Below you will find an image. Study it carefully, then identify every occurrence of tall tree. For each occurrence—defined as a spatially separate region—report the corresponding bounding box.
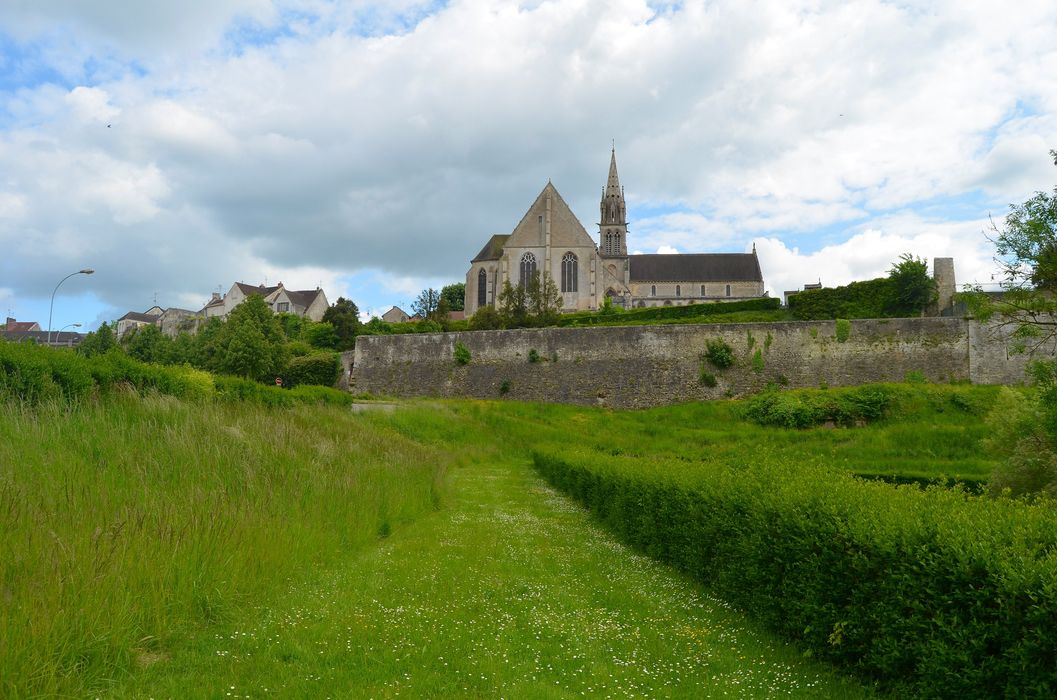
[322,297,361,350]
[497,280,528,328]
[76,322,117,358]
[886,254,936,316]
[440,283,466,312]
[412,288,441,318]
[528,271,563,326]
[216,295,288,381]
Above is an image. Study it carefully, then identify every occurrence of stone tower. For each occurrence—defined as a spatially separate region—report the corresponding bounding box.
[934,257,956,314]
[599,147,628,257]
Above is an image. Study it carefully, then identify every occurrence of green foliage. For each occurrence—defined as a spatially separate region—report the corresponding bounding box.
[303,320,339,349]
[415,319,443,333]
[985,383,1057,498]
[704,338,735,369]
[904,370,926,384]
[527,348,540,363]
[532,443,1057,698]
[750,348,764,373]
[746,330,755,349]
[216,295,288,381]
[283,352,341,388]
[76,322,117,358]
[499,379,510,395]
[412,287,442,319]
[743,385,893,428]
[453,341,471,366]
[121,324,168,364]
[498,280,528,328]
[322,296,361,350]
[835,318,851,343]
[562,297,781,327]
[440,282,466,312]
[469,305,503,330]
[887,253,937,315]
[699,371,717,388]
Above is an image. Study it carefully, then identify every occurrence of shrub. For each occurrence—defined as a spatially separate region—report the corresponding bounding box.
[788,278,893,320]
[469,306,503,331]
[835,318,851,343]
[499,380,511,395]
[905,370,926,384]
[284,352,341,388]
[751,348,764,374]
[699,371,717,388]
[532,448,1057,698]
[744,385,893,428]
[528,348,540,363]
[453,342,471,366]
[704,339,735,369]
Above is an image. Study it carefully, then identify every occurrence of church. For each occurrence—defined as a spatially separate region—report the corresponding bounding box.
[463,149,766,316]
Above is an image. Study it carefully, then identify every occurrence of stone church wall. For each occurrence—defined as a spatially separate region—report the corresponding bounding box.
[350,318,1052,408]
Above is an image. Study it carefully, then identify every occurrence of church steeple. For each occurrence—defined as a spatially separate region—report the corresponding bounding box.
[599,146,628,256]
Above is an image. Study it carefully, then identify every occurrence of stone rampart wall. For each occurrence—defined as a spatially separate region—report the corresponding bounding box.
[349,318,1051,408]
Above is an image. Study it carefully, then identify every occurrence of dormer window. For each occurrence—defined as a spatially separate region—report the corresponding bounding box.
[276,302,290,312]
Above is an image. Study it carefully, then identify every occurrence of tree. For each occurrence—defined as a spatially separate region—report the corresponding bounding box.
[469,305,503,330]
[322,297,361,350]
[122,324,170,364]
[304,321,339,349]
[216,295,288,381]
[412,288,441,319]
[886,253,936,316]
[528,271,563,326]
[77,322,117,358]
[440,283,466,312]
[497,280,528,328]
[965,148,1057,498]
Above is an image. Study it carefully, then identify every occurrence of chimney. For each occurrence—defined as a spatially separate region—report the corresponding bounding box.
[211,292,221,302]
[5,317,14,326]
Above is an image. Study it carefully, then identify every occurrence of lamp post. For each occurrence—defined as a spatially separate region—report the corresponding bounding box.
[57,322,82,347]
[48,269,94,345]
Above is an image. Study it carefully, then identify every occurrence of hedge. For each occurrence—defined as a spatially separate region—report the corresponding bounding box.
[560,297,782,326]
[532,449,1057,698]
[788,278,894,320]
[283,351,341,387]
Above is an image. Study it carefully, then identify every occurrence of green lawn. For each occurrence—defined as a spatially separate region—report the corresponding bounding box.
[114,451,871,698]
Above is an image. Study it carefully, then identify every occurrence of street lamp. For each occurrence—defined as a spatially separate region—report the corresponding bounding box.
[58,322,82,346]
[48,269,94,345]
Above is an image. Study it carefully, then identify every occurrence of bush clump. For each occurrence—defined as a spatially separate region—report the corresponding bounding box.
[704,339,735,369]
[283,352,341,387]
[743,385,892,428]
[453,341,471,366]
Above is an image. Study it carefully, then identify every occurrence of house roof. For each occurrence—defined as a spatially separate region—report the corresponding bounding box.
[284,289,324,308]
[5,321,40,332]
[629,253,763,283]
[471,234,511,262]
[236,282,280,298]
[118,311,160,323]
[1,330,83,345]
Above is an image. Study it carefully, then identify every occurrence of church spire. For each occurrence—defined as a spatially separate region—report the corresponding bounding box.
[599,145,628,256]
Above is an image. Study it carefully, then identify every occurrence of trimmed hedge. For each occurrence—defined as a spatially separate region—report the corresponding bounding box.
[533,448,1057,698]
[283,352,340,387]
[788,278,893,320]
[559,297,781,327]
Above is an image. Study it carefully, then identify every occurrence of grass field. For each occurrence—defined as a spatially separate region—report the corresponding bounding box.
[0,382,1006,696]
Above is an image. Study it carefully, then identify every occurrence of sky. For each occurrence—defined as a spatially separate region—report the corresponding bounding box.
[1,0,1056,331]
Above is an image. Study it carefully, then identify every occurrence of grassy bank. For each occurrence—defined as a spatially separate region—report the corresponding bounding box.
[0,395,444,698]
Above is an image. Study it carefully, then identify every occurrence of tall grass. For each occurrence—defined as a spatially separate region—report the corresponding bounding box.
[0,395,445,698]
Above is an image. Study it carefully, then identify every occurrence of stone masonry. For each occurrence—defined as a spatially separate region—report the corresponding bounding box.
[349,318,1055,408]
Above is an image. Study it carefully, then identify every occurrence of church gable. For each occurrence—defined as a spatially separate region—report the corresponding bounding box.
[504,182,596,251]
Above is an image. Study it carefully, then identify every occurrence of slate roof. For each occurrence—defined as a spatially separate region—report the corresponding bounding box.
[472,234,511,262]
[629,253,763,283]
[118,311,160,323]
[284,289,324,308]
[236,282,280,298]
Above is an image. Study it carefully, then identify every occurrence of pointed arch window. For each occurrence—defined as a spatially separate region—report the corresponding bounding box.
[520,253,537,289]
[701,285,706,296]
[561,252,578,293]
[478,268,487,307]
[651,285,656,296]
[676,284,681,297]
[725,284,732,297]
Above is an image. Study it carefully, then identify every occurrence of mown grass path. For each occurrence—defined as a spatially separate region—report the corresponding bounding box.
[119,457,873,698]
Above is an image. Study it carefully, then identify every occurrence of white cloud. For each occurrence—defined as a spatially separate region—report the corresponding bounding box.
[1,0,1055,319]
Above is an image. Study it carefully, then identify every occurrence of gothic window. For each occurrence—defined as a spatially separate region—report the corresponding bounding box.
[651,284,656,296]
[726,284,732,297]
[676,285,681,297]
[614,233,620,252]
[520,253,537,289]
[561,252,578,293]
[538,215,544,238]
[701,284,706,296]
[478,269,487,307]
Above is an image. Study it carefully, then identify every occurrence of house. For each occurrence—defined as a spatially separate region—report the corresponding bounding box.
[464,148,765,315]
[203,282,329,321]
[157,307,204,337]
[0,330,83,347]
[116,306,163,337]
[381,306,411,324]
[3,317,41,332]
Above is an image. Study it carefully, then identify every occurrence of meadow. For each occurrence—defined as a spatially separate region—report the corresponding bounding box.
[2,341,1049,697]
